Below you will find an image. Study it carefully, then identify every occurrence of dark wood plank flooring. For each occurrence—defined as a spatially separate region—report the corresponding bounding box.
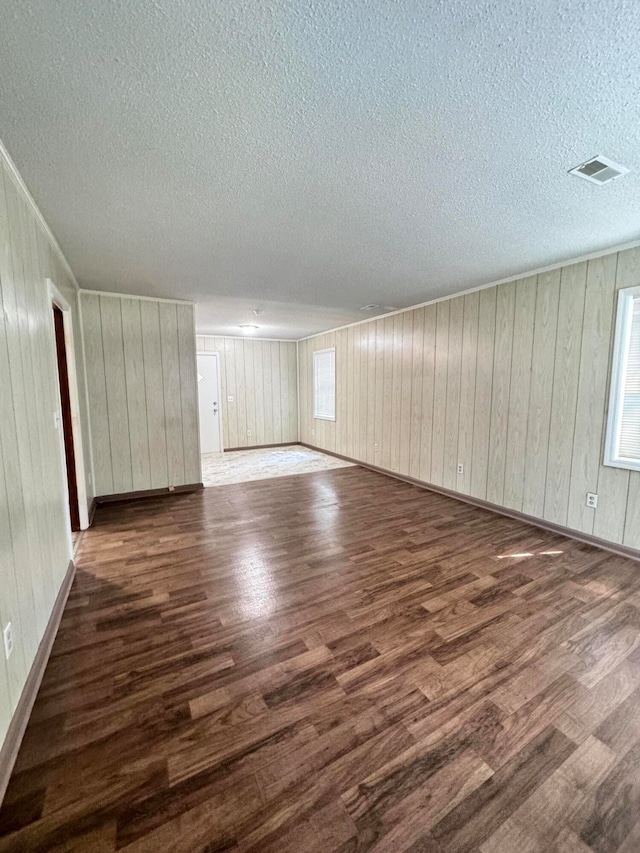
[2,466,640,852]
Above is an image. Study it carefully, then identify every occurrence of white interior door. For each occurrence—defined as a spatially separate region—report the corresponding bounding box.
[197,352,222,453]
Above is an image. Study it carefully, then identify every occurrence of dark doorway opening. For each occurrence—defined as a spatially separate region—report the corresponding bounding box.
[53,305,80,532]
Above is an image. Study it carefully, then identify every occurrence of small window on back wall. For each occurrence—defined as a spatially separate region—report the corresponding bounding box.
[313,348,336,421]
[605,285,640,471]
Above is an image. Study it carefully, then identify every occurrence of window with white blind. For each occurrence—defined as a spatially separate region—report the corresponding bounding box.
[313,348,336,421]
[605,285,640,471]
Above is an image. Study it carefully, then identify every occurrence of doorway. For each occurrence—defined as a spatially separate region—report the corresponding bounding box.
[48,279,89,546]
[53,304,80,531]
[197,352,223,453]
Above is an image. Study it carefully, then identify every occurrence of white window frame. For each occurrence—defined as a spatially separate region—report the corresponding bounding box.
[604,284,640,472]
[313,347,336,421]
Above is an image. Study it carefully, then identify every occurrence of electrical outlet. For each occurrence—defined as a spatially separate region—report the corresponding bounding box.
[586,492,598,509]
[227,395,234,403]
[374,443,379,452]
[457,463,464,475]
[3,623,13,660]
[247,430,252,436]
[311,429,315,436]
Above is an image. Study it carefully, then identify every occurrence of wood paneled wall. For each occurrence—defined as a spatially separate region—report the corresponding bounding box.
[82,293,201,496]
[196,336,298,449]
[299,247,640,551]
[0,155,91,753]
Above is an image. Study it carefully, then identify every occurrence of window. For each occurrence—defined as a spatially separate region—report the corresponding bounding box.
[605,285,640,471]
[313,347,336,421]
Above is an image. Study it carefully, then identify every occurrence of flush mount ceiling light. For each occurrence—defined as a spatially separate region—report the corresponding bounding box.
[360,304,380,311]
[239,324,259,333]
[569,155,630,185]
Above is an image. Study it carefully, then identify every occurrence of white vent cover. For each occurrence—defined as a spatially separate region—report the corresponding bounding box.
[569,155,629,185]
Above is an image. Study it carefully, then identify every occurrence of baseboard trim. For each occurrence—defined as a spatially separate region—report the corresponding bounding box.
[95,483,204,506]
[300,443,640,564]
[223,442,299,453]
[0,559,76,806]
[88,498,97,526]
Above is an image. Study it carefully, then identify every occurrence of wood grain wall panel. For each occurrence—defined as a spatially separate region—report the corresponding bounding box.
[567,255,618,534]
[503,276,536,511]
[121,298,151,491]
[159,302,186,486]
[457,292,479,495]
[195,336,298,448]
[177,304,200,484]
[0,153,93,758]
[390,314,403,473]
[83,294,199,494]
[486,282,516,505]
[543,263,587,525]
[597,248,639,546]
[81,293,113,494]
[399,311,413,476]
[101,296,133,494]
[418,304,437,484]
[522,270,560,518]
[374,320,385,465]
[443,297,464,490]
[469,287,497,500]
[1,178,48,643]
[431,301,450,487]
[140,300,169,490]
[408,307,425,480]
[300,246,640,552]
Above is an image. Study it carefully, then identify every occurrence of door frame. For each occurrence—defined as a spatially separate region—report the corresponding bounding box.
[48,279,90,543]
[196,351,224,452]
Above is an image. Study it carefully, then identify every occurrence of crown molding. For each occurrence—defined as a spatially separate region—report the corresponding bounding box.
[297,236,640,342]
[79,288,193,306]
[196,332,297,343]
[0,136,80,291]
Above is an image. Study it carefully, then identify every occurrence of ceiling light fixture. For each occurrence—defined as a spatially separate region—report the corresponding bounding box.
[239,324,259,334]
[569,155,630,185]
[360,304,380,311]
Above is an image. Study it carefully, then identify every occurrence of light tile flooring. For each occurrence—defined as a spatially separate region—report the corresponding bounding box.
[201,444,355,487]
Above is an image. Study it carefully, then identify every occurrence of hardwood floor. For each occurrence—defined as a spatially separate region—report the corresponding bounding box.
[2,466,640,852]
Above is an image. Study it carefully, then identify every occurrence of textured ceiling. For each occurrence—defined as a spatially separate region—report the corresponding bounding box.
[1,1,639,339]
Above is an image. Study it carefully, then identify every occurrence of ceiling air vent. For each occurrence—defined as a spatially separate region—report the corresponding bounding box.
[569,155,629,185]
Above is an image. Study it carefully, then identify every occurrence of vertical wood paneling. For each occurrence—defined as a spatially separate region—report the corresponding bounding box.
[431,301,450,486]
[101,296,133,493]
[159,302,185,486]
[457,293,479,494]
[486,282,516,505]
[300,246,640,553]
[503,276,536,511]
[598,248,639,545]
[469,287,497,499]
[522,270,560,517]
[408,307,425,480]
[84,295,198,494]
[418,305,437,484]
[568,255,618,533]
[177,304,200,484]
[195,336,298,448]
[82,293,113,494]
[443,297,464,490]
[0,154,93,755]
[140,300,169,489]
[398,311,413,476]
[543,263,587,525]
[121,298,151,491]
[390,314,403,473]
